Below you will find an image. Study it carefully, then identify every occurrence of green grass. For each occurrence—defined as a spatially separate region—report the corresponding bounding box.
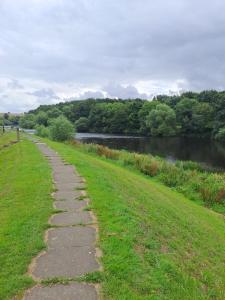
[0,131,17,148]
[0,135,53,299]
[45,139,225,300]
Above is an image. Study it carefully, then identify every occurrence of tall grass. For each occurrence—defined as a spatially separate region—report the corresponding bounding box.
[70,141,225,212]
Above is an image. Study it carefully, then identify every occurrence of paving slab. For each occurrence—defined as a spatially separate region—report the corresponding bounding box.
[31,227,99,279]
[55,182,85,192]
[54,199,88,211]
[50,211,92,226]
[47,227,96,248]
[32,247,99,278]
[54,190,83,201]
[24,283,98,300]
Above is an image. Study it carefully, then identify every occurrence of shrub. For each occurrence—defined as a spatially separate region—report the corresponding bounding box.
[158,162,188,187]
[215,127,225,142]
[49,116,75,142]
[75,117,89,132]
[35,125,49,138]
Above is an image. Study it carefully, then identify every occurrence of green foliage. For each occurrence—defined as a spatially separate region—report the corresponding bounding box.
[75,117,89,132]
[146,104,177,136]
[35,111,48,126]
[75,142,225,212]
[215,127,225,142]
[35,124,50,138]
[19,114,36,129]
[49,116,75,141]
[26,90,225,139]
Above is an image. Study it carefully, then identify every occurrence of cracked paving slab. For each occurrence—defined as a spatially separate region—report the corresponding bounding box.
[24,283,98,300]
[30,227,100,278]
[50,211,92,226]
[54,199,88,211]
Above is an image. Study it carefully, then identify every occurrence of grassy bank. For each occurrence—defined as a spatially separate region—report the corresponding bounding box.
[0,135,53,299]
[70,142,225,214]
[45,139,225,300]
[0,131,17,149]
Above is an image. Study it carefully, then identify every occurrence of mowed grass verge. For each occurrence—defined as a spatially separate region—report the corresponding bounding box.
[0,135,53,299]
[45,139,225,300]
[0,131,17,148]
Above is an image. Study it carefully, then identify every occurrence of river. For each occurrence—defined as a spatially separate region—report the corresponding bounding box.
[76,133,225,170]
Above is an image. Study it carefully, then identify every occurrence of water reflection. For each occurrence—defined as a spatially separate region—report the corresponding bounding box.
[76,133,225,170]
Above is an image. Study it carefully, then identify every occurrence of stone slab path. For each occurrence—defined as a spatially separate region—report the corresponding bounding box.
[23,140,101,300]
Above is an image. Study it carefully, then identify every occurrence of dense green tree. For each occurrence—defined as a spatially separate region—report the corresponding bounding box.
[35,111,48,126]
[146,104,177,136]
[19,114,36,129]
[35,125,50,138]
[175,98,198,134]
[215,128,225,142]
[47,108,62,119]
[49,116,75,141]
[75,117,89,132]
[138,101,159,134]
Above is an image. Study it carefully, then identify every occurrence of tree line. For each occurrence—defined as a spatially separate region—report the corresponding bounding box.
[18,90,225,141]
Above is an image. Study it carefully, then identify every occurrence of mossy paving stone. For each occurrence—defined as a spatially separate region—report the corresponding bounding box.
[25,141,100,299]
[54,199,88,211]
[54,190,83,201]
[50,211,92,226]
[24,283,97,300]
[31,227,99,279]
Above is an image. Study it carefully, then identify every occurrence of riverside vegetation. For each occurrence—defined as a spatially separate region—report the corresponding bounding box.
[18,90,225,141]
[0,131,225,299]
[68,142,225,214]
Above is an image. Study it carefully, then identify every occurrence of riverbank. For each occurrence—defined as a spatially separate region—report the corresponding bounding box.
[44,138,225,299]
[1,134,225,299]
[67,141,225,214]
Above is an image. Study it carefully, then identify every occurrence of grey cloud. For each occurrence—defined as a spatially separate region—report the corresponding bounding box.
[7,79,24,89]
[104,84,148,99]
[27,88,59,99]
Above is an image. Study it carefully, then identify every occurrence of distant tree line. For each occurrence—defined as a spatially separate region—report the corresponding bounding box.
[19,90,225,141]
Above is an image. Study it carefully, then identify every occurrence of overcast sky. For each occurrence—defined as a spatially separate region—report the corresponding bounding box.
[0,0,225,112]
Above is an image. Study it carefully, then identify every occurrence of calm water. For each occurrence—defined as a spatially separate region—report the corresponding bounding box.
[76,133,225,170]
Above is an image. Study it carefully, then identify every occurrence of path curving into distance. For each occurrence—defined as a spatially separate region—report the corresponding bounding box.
[24,139,101,300]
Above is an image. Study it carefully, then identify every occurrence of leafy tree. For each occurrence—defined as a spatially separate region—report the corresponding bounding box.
[192,102,213,134]
[19,114,36,129]
[146,104,177,136]
[47,108,62,119]
[175,98,198,134]
[35,125,50,138]
[35,111,48,126]
[215,128,225,142]
[138,101,159,134]
[49,116,75,141]
[75,117,89,132]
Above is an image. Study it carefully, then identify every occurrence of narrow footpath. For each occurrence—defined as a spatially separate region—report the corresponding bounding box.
[23,139,101,300]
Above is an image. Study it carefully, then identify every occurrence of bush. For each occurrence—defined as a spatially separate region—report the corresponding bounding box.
[35,125,50,138]
[215,127,225,142]
[49,116,75,141]
[75,117,89,132]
